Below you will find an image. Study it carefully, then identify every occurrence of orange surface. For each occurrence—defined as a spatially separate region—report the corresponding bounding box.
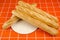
[0,0,60,40]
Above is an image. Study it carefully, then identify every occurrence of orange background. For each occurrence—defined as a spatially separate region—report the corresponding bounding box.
[0,0,60,40]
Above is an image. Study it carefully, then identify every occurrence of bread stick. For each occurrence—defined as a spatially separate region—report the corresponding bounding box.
[18,1,58,23]
[2,16,19,29]
[16,5,58,29]
[12,10,58,35]
[2,4,37,29]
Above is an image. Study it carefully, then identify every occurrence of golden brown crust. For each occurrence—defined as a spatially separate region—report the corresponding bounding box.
[2,16,19,29]
[12,10,58,35]
[16,4,58,29]
[18,1,58,23]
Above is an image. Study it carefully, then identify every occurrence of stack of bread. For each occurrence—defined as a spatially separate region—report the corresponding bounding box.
[2,1,59,35]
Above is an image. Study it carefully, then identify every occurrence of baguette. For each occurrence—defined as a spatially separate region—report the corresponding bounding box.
[18,1,58,23]
[2,16,19,29]
[16,5,58,29]
[12,10,58,35]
